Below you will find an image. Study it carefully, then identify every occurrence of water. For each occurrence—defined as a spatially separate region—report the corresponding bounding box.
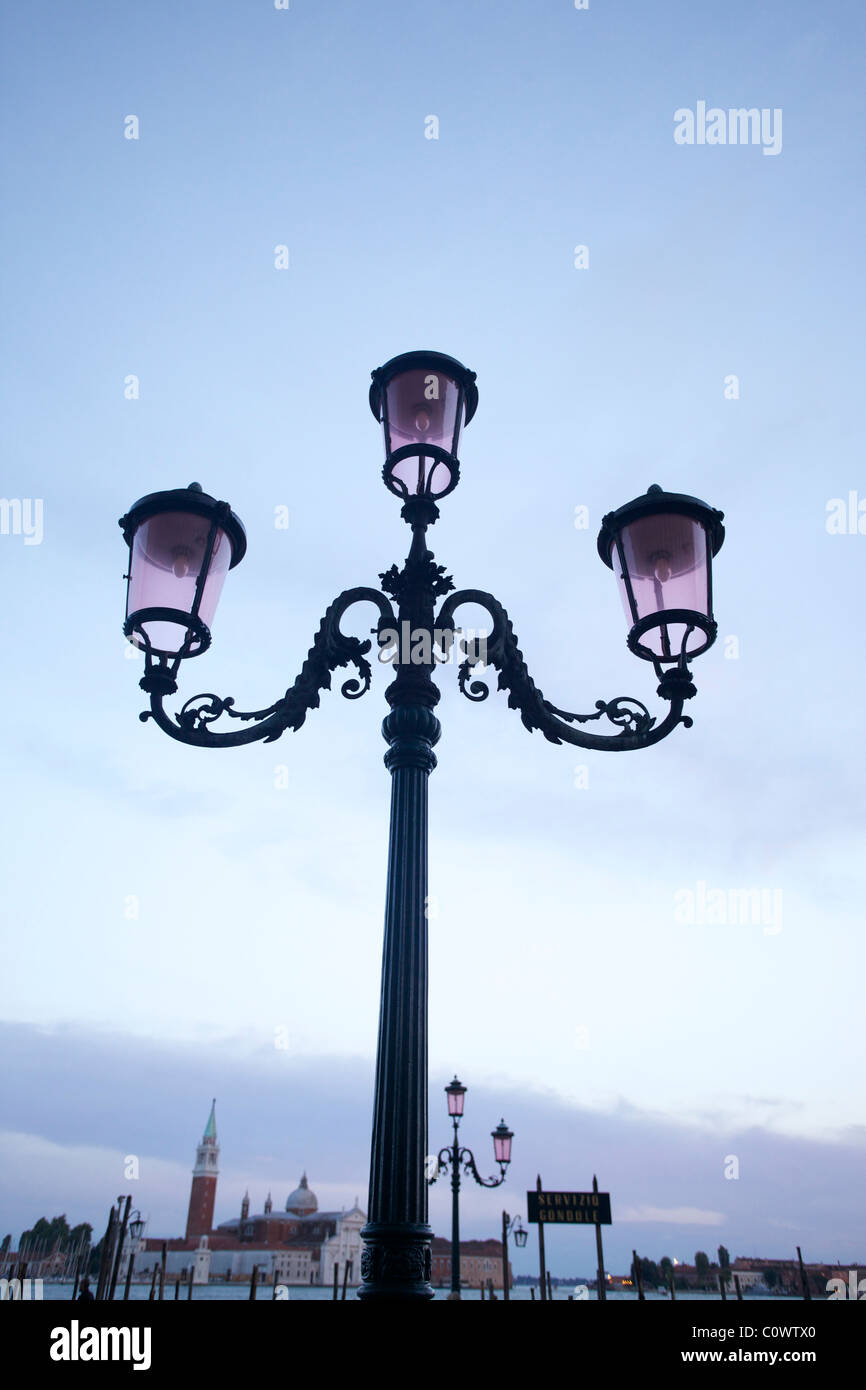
[33,1282,803,1302]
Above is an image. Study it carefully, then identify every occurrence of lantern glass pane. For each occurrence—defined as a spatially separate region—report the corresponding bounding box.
[446,1086,465,1117]
[385,369,462,456]
[493,1131,512,1164]
[613,513,709,658]
[127,511,231,654]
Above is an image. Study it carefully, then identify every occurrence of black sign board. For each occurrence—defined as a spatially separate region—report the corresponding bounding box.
[527,1190,612,1225]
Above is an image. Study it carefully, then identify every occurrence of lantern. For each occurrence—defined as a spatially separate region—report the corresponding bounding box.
[492,1119,513,1167]
[119,482,246,664]
[445,1075,466,1118]
[597,484,724,665]
[370,350,477,503]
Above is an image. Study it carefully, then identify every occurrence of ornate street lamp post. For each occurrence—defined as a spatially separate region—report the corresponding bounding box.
[501,1210,528,1302]
[118,349,724,1303]
[428,1077,513,1297]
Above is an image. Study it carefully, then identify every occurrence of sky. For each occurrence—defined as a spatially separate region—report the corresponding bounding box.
[1,1,865,1279]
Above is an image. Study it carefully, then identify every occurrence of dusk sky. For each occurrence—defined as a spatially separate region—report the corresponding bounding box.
[1,1,864,1278]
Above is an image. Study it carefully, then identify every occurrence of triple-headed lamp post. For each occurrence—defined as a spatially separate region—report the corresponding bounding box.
[118,349,724,1303]
[428,1077,513,1297]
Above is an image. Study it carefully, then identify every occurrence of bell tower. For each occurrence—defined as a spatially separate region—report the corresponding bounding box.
[185,1099,219,1240]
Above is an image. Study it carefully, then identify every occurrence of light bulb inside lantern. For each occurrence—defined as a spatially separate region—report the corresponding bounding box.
[414,408,431,435]
[653,554,672,584]
[172,549,191,579]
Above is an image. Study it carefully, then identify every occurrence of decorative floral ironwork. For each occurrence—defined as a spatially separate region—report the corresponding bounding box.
[140,587,396,748]
[430,1146,505,1190]
[436,588,692,752]
[136,544,694,755]
[379,554,454,606]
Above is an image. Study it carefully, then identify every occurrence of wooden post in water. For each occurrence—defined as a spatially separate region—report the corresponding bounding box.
[592,1175,606,1301]
[73,1244,89,1302]
[148,1265,159,1301]
[546,1271,553,1301]
[123,1252,135,1301]
[668,1269,676,1302]
[530,1286,535,1300]
[796,1247,812,1301]
[536,1175,547,1301]
[341,1260,350,1300]
[249,1265,258,1300]
[480,1279,485,1300]
[159,1244,166,1301]
[174,1273,180,1300]
[632,1251,645,1301]
[108,1195,131,1302]
[95,1206,117,1301]
[332,1262,339,1301]
[187,1266,194,1300]
[719,1272,727,1301]
[734,1274,742,1301]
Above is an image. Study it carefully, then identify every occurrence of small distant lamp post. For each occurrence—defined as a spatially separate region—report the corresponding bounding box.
[501,1211,528,1302]
[429,1076,512,1298]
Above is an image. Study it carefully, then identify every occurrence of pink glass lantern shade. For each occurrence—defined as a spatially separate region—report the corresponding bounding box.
[492,1120,513,1166]
[597,485,724,665]
[445,1076,466,1118]
[119,483,246,660]
[370,351,478,502]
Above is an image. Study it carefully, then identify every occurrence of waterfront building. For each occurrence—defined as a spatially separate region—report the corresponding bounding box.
[139,1103,365,1286]
[430,1237,512,1290]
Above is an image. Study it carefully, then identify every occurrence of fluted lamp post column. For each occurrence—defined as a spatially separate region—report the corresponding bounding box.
[118,349,724,1302]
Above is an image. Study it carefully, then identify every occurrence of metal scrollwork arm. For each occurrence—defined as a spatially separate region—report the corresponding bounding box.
[460,1148,506,1189]
[427,1146,505,1189]
[435,589,692,752]
[141,587,396,748]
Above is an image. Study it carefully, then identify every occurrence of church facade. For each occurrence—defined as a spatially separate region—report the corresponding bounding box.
[139,1102,366,1286]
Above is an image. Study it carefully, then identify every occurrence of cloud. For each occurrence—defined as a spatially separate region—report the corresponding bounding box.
[618,1206,725,1226]
[1,1021,864,1275]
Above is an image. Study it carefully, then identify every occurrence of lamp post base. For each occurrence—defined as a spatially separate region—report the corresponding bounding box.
[357,1223,434,1302]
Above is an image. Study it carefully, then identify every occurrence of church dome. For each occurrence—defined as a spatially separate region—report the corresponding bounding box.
[286,1173,317,1215]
